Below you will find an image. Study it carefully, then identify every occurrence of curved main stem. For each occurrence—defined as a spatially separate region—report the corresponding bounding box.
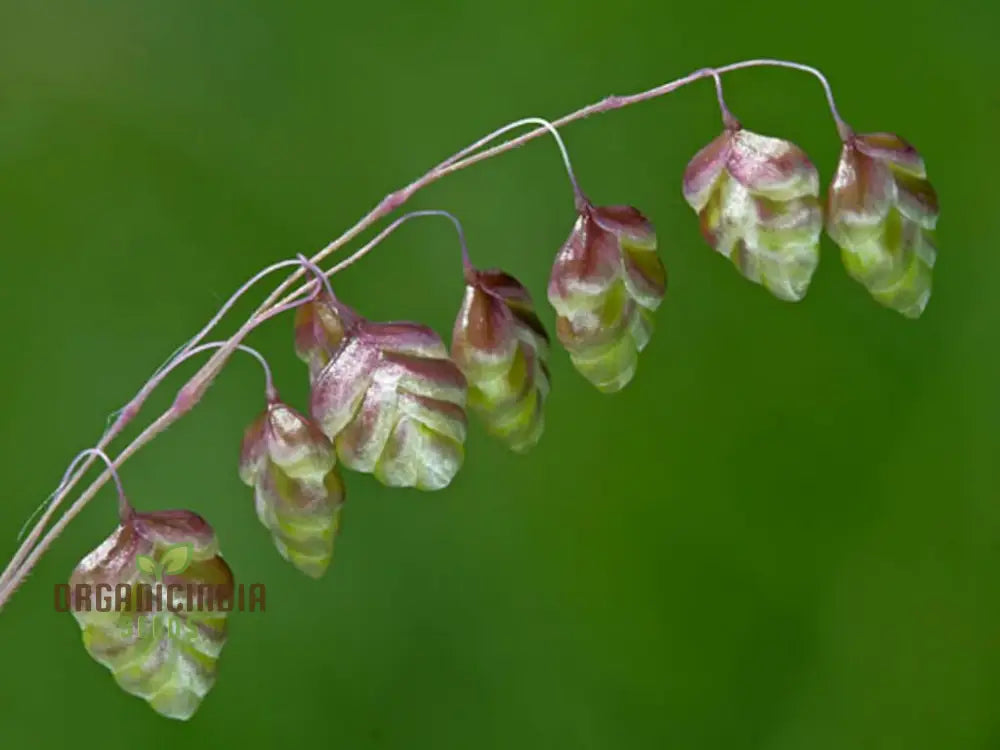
[0,58,850,611]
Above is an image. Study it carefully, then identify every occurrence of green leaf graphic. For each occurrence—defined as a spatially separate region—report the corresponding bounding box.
[135,554,158,576]
[160,543,193,575]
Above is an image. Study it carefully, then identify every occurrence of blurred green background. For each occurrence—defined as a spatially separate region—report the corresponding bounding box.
[1,0,998,747]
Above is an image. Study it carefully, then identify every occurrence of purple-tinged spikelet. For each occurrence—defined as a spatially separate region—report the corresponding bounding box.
[683,126,823,302]
[239,399,345,578]
[310,313,468,491]
[452,268,550,452]
[826,132,938,318]
[547,203,666,393]
[68,509,234,721]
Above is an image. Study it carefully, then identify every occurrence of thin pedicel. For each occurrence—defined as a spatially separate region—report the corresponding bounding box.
[329,208,471,277]
[17,449,133,542]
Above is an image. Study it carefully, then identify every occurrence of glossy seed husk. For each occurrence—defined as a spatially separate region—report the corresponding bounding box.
[239,400,345,578]
[826,132,938,318]
[68,509,234,721]
[547,203,666,393]
[683,127,823,303]
[452,268,550,452]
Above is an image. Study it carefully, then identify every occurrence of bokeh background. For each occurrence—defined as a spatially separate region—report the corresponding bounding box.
[1,1,998,747]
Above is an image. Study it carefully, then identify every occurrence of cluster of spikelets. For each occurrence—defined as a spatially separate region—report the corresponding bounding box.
[684,125,939,317]
[234,197,671,584]
[64,196,670,720]
[64,117,938,721]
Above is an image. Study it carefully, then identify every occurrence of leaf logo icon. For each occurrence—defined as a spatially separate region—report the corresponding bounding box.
[160,543,193,576]
[135,554,159,578]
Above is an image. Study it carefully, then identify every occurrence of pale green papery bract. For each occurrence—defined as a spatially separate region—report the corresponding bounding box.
[826,132,939,318]
[67,510,234,721]
[683,127,823,302]
[239,400,345,578]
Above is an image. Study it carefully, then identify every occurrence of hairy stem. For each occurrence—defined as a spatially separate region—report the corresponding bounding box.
[0,58,848,611]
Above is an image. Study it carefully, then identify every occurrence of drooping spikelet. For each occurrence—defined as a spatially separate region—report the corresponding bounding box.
[547,203,666,393]
[68,509,234,720]
[452,268,550,452]
[309,311,468,491]
[826,132,938,318]
[683,126,823,302]
[239,399,345,578]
